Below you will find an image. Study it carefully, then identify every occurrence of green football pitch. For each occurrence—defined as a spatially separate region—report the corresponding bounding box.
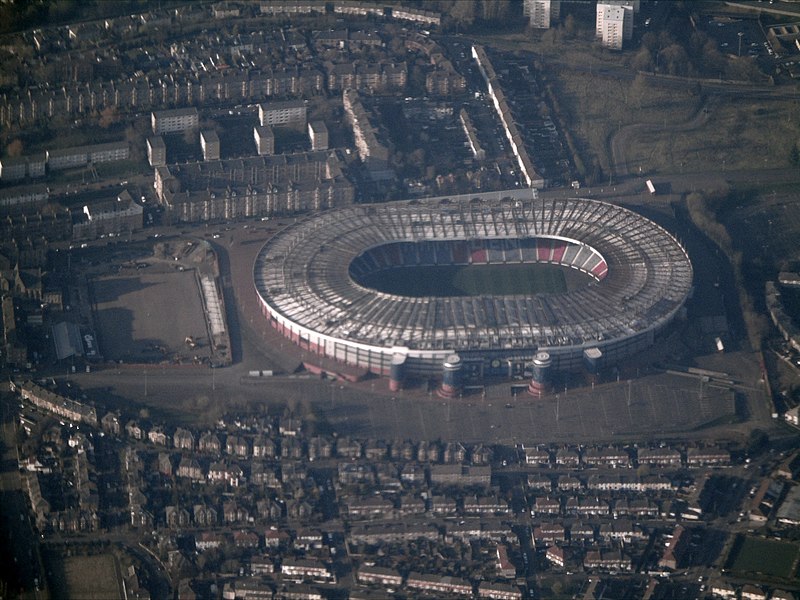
[357,263,588,297]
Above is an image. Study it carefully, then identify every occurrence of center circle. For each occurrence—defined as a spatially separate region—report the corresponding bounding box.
[349,238,603,298]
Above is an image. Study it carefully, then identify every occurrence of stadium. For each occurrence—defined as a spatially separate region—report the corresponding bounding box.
[253,194,693,388]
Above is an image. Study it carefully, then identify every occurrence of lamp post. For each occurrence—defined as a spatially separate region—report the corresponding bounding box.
[738,32,744,57]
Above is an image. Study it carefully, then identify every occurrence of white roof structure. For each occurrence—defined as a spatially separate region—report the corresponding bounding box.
[253,195,692,374]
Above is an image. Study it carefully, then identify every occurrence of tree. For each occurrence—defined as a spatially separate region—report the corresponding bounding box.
[5,138,23,157]
[631,47,653,72]
[563,14,575,37]
[450,0,476,30]
[700,41,725,76]
[480,0,510,21]
[641,32,659,53]
[629,73,649,109]
[98,105,118,129]
[746,428,769,457]
[661,43,690,76]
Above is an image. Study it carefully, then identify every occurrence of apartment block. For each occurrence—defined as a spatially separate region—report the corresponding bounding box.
[147,136,166,168]
[308,120,329,151]
[259,99,306,128]
[254,126,275,156]
[596,1,634,49]
[151,107,199,134]
[200,130,220,161]
[524,0,560,29]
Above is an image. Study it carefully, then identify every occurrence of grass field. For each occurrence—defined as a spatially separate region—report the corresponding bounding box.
[478,31,800,179]
[358,263,589,297]
[728,536,800,579]
[47,552,123,600]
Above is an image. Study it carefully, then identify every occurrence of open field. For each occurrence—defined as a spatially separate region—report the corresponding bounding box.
[358,262,582,297]
[728,536,800,579]
[92,267,211,363]
[618,96,800,177]
[46,552,123,600]
[478,29,800,181]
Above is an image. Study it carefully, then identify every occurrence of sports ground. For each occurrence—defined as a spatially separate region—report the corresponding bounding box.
[358,262,588,297]
[727,536,800,580]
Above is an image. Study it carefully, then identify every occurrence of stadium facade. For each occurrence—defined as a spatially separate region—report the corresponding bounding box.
[253,195,692,382]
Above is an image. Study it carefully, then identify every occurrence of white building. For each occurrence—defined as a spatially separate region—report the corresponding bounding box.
[785,405,799,427]
[200,130,220,162]
[523,0,560,29]
[597,4,626,50]
[147,136,166,168]
[254,126,275,156]
[308,120,329,151]
[259,100,306,128]
[596,3,628,50]
[151,107,199,135]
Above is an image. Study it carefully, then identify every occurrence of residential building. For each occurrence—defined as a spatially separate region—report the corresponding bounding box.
[583,548,632,571]
[524,446,551,466]
[523,0,560,29]
[254,125,275,156]
[597,4,627,50]
[308,120,328,151]
[658,524,689,570]
[259,99,306,128]
[250,556,275,576]
[495,544,516,578]
[0,155,45,181]
[406,573,472,596]
[73,190,143,240]
[147,426,169,446]
[528,473,552,491]
[532,496,561,516]
[710,581,736,599]
[686,447,731,467]
[195,531,227,550]
[173,427,195,451]
[193,505,217,526]
[741,585,767,600]
[147,136,166,167]
[348,521,439,545]
[0,156,29,181]
[555,448,581,467]
[776,483,800,525]
[637,447,683,467]
[177,457,203,481]
[583,447,631,468]
[532,523,565,547]
[597,1,634,45]
[100,411,121,435]
[356,566,403,587]
[281,558,335,583]
[0,184,49,214]
[557,475,583,491]
[342,89,393,180]
[151,107,199,134]
[198,431,221,454]
[47,141,129,170]
[546,545,565,568]
[430,464,491,486]
[342,496,394,519]
[200,130,220,161]
[786,405,800,427]
[16,381,97,426]
[478,582,523,600]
